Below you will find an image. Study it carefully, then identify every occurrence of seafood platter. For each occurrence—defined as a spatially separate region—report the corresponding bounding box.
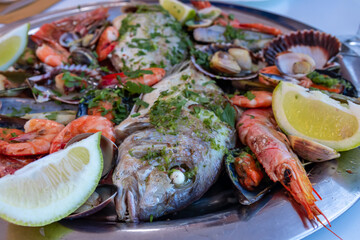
[0,0,360,239]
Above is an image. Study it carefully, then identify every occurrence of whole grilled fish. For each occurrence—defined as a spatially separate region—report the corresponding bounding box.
[112,65,235,222]
[111,7,188,72]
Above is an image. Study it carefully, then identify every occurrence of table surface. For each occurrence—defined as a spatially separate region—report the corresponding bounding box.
[3,0,360,239]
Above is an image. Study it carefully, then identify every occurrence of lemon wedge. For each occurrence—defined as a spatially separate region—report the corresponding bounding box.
[272,82,360,151]
[0,132,103,226]
[160,0,196,23]
[0,23,30,71]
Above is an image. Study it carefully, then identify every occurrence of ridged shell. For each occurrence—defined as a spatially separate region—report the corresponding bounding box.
[263,30,341,69]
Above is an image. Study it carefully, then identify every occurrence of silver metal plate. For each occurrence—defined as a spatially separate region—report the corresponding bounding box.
[1,1,359,239]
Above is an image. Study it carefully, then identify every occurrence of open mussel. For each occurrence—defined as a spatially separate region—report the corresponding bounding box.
[225,149,274,205]
[65,184,117,219]
[191,43,266,80]
[263,29,341,69]
[0,70,31,97]
[65,133,118,178]
[27,64,100,104]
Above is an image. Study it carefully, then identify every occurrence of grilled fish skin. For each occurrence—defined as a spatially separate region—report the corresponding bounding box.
[112,66,235,222]
[111,10,188,72]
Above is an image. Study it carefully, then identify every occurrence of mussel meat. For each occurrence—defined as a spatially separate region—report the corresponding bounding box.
[210,51,241,75]
[66,184,117,219]
[275,52,316,79]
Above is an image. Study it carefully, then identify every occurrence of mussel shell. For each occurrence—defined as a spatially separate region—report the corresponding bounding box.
[225,160,274,205]
[65,133,118,178]
[263,29,341,68]
[0,97,77,116]
[0,115,27,129]
[193,25,226,43]
[186,19,213,30]
[65,184,118,219]
[70,48,98,66]
[191,43,263,80]
[315,69,358,97]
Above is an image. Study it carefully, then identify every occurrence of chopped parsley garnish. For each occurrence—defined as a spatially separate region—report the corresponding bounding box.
[128,38,158,52]
[219,103,236,127]
[7,106,32,117]
[123,69,153,79]
[62,72,84,88]
[244,91,256,100]
[307,71,339,88]
[45,112,59,121]
[123,81,155,94]
[191,48,210,69]
[223,25,246,42]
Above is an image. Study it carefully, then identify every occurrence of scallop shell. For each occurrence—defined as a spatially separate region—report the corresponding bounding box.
[263,30,341,69]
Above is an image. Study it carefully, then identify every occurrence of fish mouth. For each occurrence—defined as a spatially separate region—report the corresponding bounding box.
[124,189,138,222]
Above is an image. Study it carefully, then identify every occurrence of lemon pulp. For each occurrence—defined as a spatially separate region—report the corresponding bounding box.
[283,91,358,140]
[0,36,21,66]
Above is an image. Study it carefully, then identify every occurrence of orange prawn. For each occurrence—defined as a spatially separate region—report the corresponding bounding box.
[99,68,166,88]
[50,115,116,153]
[96,26,119,61]
[35,42,70,67]
[231,91,272,108]
[0,119,65,156]
[237,108,341,239]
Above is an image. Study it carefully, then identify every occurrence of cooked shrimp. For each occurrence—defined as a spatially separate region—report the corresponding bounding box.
[96,26,119,61]
[231,91,272,108]
[237,108,328,223]
[36,42,70,67]
[50,115,116,153]
[87,100,115,121]
[0,128,24,141]
[0,119,65,156]
[100,68,166,87]
[234,151,264,191]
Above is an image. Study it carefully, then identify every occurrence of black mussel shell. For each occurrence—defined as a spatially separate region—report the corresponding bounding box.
[0,115,27,130]
[65,184,118,219]
[314,69,358,97]
[0,97,77,116]
[225,150,275,205]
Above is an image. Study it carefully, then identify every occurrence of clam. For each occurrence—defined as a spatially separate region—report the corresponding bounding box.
[228,48,252,71]
[210,51,241,75]
[198,6,222,21]
[65,133,118,178]
[288,135,340,162]
[275,52,316,79]
[59,32,80,48]
[225,150,274,205]
[186,19,213,30]
[66,184,117,219]
[191,43,265,80]
[70,48,98,66]
[263,29,341,69]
